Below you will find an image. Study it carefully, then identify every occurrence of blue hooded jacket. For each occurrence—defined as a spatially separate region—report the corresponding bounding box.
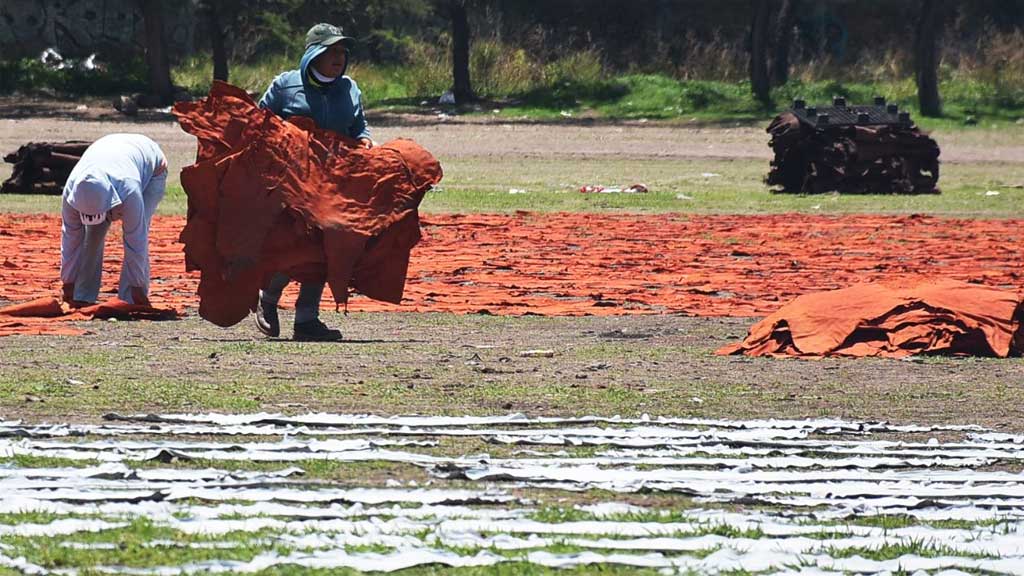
[259,43,370,140]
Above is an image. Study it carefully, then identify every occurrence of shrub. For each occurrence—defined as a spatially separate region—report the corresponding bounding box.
[0,56,148,96]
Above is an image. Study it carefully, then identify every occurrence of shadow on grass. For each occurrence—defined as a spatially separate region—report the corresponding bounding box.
[187,337,428,345]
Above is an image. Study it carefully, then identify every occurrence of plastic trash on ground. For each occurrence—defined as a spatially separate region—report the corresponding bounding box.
[579,183,648,194]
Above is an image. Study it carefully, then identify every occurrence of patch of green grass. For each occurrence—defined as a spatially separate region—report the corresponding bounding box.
[173,53,295,97]
[497,75,1024,127]
[518,539,721,560]
[569,343,675,363]
[167,47,1024,127]
[529,506,709,525]
[823,514,1011,532]
[125,457,427,484]
[0,56,148,96]
[4,155,1024,218]
[696,522,765,539]
[527,507,597,524]
[824,538,991,561]
[521,508,767,540]
[0,454,99,469]
[0,371,280,413]
[424,157,1024,217]
[343,543,397,554]
[253,564,668,576]
[0,517,292,569]
[172,54,447,106]
[0,512,99,526]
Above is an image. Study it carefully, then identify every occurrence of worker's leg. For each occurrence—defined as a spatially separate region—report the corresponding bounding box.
[293,282,341,341]
[118,171,167,303]
[255,273,289,337]
[74,220,111,303]
[259,273,291,307]
[142,171,167,221]
[293,282,325,325]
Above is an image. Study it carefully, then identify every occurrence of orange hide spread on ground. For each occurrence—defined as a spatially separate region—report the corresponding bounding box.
[717,280,1024,358]
[0,211,1021,354]
[0,297,179,337]
[172,81,443,327]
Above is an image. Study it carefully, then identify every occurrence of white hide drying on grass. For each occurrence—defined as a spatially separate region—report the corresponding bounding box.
[1,414,1023,574]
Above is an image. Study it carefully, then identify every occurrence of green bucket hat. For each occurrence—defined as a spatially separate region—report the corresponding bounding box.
[305,23,355,49]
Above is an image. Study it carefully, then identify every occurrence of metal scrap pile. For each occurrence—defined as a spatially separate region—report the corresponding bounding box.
[766,97,940,194]
[1,141,91,195]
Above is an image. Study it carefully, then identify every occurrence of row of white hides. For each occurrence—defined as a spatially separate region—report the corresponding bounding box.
[1,414,1023,574]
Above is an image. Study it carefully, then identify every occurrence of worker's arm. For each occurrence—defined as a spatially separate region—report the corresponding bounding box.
[348,80,371,146]
[59,196,85,299]
[118,186,150,304]
[258,74,285,114]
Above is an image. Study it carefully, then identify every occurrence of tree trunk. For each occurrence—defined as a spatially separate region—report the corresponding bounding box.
[205,1,229,82]
[750,0,771,104]
[772,0,800,86]
[449,0,475,104]
[138,0,174,104]
[368,12,385,62]
[915,0,943,117]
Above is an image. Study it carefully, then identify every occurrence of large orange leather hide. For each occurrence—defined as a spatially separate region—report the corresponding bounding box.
[172,81,442,327]
[718,280,1024,358]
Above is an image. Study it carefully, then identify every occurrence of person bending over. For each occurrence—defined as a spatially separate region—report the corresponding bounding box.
[61,133,167,307]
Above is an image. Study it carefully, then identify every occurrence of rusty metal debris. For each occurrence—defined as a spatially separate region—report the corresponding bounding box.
[766,97,940,194]
[1,141,91,195]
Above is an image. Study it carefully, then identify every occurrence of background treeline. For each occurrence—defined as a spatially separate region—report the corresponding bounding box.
[2,0,1023,122]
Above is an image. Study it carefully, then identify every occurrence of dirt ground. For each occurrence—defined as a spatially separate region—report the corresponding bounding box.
[1,99,1023,429]
[3,96,1024,188]
[3,311,1023,430]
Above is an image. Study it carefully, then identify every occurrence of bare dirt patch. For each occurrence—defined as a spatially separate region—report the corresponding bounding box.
[1,311,1023,430]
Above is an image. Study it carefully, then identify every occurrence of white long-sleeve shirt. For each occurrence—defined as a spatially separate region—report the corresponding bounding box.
[61,134,166,290]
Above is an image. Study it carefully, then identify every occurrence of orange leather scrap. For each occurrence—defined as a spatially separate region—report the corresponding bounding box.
[171,81,443,327]
[0,297,181,337]
[717,280,1024,358]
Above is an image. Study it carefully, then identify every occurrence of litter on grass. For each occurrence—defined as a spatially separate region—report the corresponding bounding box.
[2,414,1024,573]
[579,183,648,194]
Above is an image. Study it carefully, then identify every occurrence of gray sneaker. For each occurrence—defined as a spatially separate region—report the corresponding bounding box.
[293,319,342,342]
[254,298,280,338]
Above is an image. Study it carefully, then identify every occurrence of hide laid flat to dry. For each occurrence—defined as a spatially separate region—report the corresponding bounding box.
[1,141,91,195]
[172,81,442,327]
[766,99,940,194]
[718,280,1024,358]
[0,297,179,337]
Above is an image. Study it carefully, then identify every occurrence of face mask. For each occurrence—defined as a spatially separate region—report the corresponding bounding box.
[311,67,339,83]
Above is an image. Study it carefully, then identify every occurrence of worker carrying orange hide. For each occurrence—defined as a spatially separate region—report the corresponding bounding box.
[172,79,442,333]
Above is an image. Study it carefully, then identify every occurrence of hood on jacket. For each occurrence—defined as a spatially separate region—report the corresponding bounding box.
[67,173,120,217]
[299,42,348,86]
